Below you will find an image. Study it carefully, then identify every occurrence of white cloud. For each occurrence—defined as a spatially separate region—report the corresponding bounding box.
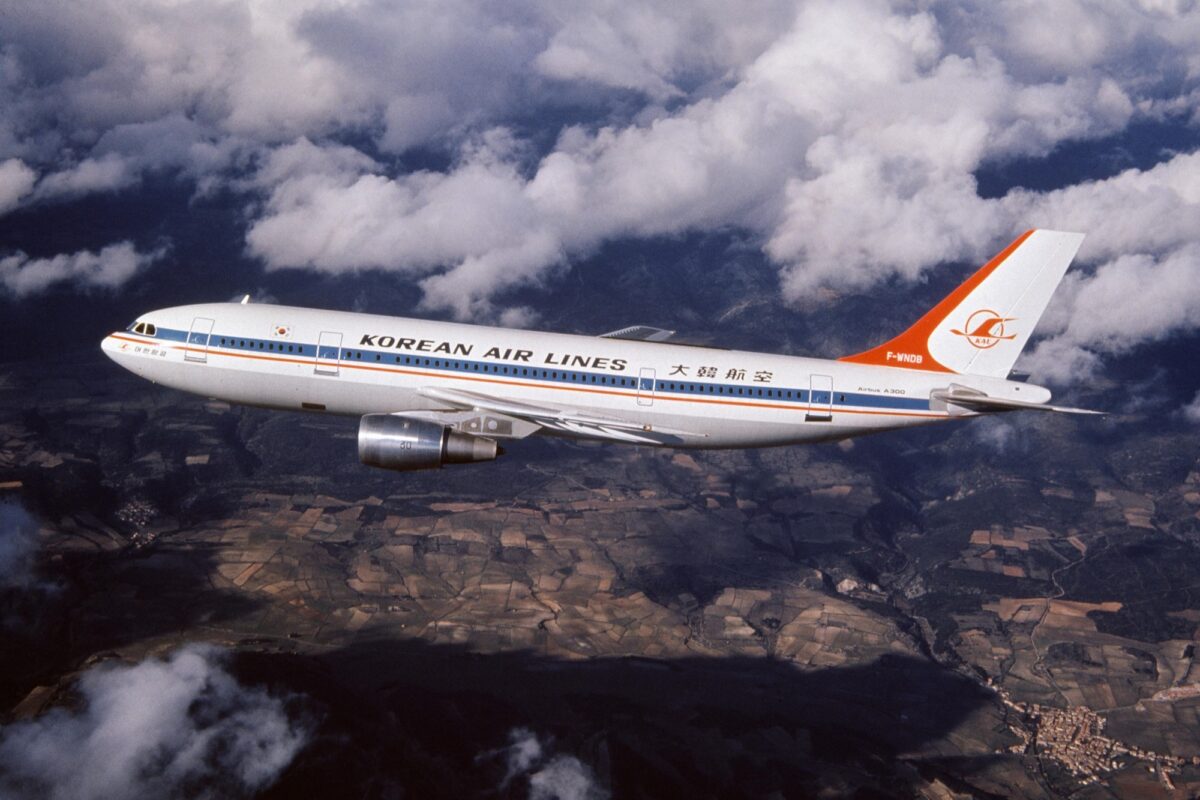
[1184,391,1200,424]
[485,728,608,800]
[531,0,795,100]
[33,154,136,200]
[0,644,309,800]
[501,727,544,786]
[528,755,607,800]
[0,241,167,297]
[1020,243,1200,383]
[0,158,36,215]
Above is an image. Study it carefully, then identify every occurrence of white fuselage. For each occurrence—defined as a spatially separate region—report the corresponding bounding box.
[101,303,1048,448]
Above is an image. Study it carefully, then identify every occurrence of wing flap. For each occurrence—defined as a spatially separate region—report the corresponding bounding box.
[417,386,709,442]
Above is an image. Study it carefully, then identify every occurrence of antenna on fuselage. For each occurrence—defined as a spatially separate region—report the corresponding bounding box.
[240,294,250,304]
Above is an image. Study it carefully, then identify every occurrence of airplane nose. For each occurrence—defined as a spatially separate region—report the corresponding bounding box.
[100,333,130,367]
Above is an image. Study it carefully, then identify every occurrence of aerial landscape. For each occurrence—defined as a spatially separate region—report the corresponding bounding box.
[3,2,1200,798]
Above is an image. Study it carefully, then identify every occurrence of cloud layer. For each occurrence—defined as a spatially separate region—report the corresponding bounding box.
[2,0,1199,377]
[0,644,309,800]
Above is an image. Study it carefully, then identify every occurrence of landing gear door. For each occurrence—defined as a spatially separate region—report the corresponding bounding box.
[806,374,833,422]
[185,317,214,363]
[315,331,342,376]
[637,368,656,407]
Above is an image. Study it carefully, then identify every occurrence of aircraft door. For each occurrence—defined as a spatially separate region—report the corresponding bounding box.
[315,331,342,376]
[185,317,215,363]
[637,367,656,406]
[806,374,833,421]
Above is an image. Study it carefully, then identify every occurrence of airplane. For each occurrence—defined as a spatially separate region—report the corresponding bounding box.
[101,229,1100,472]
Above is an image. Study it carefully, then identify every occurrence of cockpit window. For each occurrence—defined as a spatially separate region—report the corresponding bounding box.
[130,322,157,336]
[145,323,156,336]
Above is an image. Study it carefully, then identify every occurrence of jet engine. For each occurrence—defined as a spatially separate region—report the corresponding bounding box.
[358,414,499,471]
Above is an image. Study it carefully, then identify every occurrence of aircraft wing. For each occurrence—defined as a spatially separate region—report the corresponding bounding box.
[598,325,675,342]
[930,389,1104,416]
[417,386,708,444]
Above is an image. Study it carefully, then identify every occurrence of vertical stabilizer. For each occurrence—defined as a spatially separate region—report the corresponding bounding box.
[839,229,1084,378]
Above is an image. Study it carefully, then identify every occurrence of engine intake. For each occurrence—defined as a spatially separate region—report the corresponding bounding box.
[358,414,499,471]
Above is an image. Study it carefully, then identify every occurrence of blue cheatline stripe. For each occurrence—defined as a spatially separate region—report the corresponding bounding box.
[146,326,933,413]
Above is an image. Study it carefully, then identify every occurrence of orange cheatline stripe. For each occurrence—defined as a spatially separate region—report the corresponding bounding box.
[838,229,1035,372]
[155,341,947,420]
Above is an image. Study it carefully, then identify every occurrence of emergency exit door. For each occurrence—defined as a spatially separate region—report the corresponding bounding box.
[315,331,342,376]
[185,317,214,363]
[806,374,833,421]
[637,368,656,406]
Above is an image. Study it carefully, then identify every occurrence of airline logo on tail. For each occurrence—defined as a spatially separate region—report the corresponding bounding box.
[951,309,1017,350]
[838,229,1085,377]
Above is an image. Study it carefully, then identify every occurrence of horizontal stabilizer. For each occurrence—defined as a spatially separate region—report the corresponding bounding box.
[930,389,1103,416]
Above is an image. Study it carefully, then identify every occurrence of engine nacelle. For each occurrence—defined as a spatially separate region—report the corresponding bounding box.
[358,414,499,471]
